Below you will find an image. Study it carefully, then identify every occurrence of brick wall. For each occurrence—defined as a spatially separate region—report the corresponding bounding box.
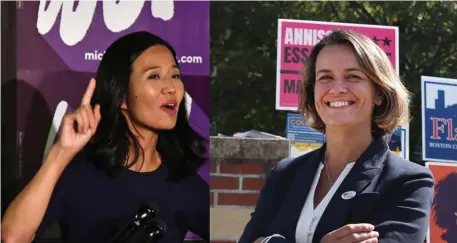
[210,137,290,243]
[210,160,270,243]
[211,160,267,207]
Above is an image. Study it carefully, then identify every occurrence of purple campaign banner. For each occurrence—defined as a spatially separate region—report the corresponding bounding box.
[34,0,209,76]
[9,0,209,240]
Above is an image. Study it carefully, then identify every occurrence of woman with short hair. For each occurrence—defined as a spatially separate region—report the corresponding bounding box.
[240,29,434,243]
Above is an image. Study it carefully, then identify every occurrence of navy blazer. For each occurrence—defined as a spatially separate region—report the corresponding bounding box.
[239,137,434,243]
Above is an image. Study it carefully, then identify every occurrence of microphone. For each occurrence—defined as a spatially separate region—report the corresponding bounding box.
[143,219,167,242]
[111,202,159,243]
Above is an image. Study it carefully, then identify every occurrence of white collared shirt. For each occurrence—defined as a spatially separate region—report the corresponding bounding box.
[295,162,356,243]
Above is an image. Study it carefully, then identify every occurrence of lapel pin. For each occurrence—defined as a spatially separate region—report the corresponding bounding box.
[341,191,356,200]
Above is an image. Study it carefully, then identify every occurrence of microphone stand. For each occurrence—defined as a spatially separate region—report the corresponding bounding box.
[110,203,158,243]
[142,219,167,243]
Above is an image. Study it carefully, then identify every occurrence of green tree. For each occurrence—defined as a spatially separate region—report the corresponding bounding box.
[210,1,457,163]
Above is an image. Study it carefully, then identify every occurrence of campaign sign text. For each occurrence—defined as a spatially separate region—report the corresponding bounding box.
[286,113,325,143]
[36,0,209,76]
[422,76,457,163]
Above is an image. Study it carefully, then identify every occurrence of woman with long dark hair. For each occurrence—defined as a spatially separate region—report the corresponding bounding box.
[2,31,209,243]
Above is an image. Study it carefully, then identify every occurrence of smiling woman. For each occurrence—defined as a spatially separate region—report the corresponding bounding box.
[300,30,410,137]
[239,30,434,243]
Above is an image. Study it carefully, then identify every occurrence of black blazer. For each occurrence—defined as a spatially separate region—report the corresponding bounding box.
[239,137,434,243]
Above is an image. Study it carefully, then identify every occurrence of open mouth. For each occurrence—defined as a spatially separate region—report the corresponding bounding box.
[161,103,176,110]
[326,101,356,108]
[161,101,178,115]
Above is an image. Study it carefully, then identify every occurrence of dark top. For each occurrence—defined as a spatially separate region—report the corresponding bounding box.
[34,152,209,243]
[239,136,435,243]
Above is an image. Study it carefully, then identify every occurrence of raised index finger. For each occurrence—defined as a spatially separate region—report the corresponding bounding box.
[81,78,96,105]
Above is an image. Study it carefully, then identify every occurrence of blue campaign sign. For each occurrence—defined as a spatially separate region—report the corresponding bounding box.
[421,76,457,163]
[386,126,409,160]
[286,113,325,143]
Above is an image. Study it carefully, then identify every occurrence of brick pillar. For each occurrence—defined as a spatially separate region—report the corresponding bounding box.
[209,137,289,243]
